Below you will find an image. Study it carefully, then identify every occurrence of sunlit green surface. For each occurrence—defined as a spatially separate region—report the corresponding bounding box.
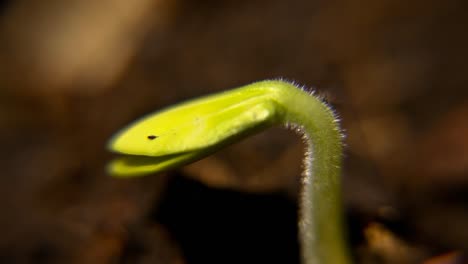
[108,83,281,176]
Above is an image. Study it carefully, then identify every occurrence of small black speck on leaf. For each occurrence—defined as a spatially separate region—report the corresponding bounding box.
[147,135,158,140]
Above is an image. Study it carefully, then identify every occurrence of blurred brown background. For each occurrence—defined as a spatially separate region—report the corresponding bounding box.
[0,0,467,263]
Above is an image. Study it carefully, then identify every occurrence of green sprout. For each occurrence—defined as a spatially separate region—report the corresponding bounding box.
[107,80,352,264]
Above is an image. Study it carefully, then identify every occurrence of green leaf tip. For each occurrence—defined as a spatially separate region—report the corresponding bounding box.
[107,81,283,177]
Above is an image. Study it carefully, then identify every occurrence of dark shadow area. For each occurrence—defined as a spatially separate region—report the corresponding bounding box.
[152,173,300,264]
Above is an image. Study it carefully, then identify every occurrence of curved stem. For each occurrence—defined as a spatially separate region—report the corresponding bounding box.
[265,81,351,264]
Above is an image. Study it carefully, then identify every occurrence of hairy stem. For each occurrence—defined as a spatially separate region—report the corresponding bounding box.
[254,81,351,264]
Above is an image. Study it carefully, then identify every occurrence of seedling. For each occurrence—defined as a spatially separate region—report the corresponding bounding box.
[107,80,352,264]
